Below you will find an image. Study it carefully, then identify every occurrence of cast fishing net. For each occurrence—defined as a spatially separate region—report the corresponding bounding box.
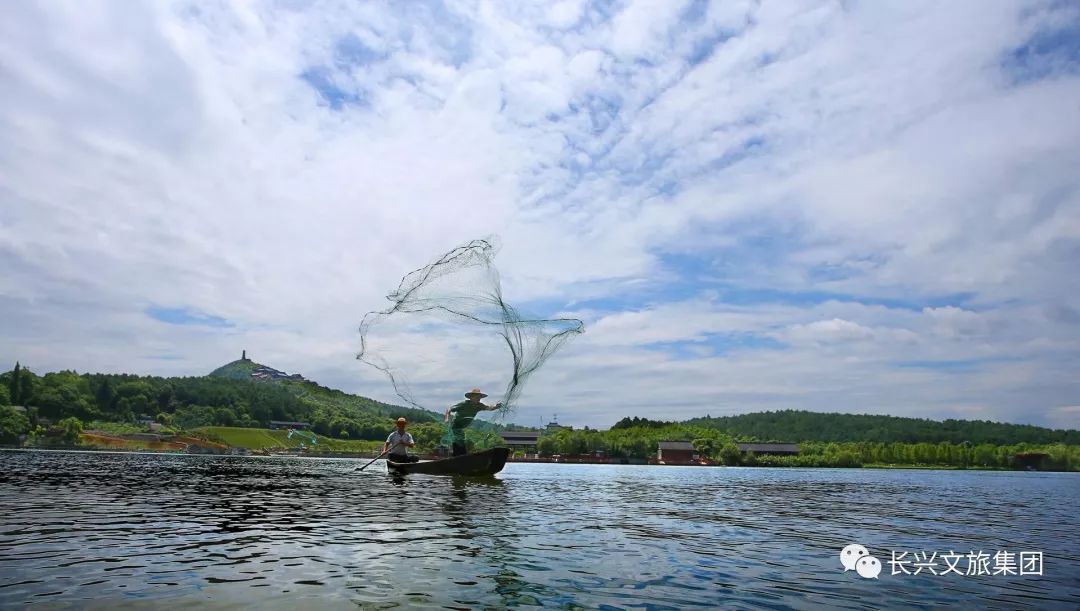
[356,237,584,423]
[287,428,317,449]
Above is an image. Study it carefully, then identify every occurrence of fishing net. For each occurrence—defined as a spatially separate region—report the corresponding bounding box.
[356,237,584,421]
[287,428,317,449]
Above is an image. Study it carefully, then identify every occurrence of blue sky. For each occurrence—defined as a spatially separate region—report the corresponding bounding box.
[146,306,233,328]
[1,0,1078,429]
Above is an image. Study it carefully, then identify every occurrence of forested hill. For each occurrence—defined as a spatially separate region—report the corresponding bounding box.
[208,358,440,425]
[680,410,1080,445]
[207,358,507,433]
[1,357,506,440]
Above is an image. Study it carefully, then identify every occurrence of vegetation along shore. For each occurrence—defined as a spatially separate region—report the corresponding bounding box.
[2,357,1077,471]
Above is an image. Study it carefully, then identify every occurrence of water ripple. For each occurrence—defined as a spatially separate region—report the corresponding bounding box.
[1,451,1078,609]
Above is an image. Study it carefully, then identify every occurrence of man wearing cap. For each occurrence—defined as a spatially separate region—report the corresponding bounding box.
[444,388,502,457]
[383,417,418,463]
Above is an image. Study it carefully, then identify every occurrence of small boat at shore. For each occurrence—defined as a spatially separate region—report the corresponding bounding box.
[387,447,510,476]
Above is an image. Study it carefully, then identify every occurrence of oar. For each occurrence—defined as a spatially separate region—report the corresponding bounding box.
[356,442,400,472]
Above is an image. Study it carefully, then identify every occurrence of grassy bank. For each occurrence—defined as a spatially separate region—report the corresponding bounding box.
[196,426,381,453]
[80,432,187,452]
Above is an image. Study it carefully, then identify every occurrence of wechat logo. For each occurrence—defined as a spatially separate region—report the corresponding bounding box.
[841,544,881,579]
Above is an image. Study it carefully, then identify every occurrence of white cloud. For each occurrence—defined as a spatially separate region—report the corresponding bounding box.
[547,1,586,30]
[1,0,1077,429]
[607,0,692,60]
[1046,406,1080,430]
[923,306,990,339]
[780,319,876,345]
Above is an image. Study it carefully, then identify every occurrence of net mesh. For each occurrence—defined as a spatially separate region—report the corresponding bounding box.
[356,237,584,418]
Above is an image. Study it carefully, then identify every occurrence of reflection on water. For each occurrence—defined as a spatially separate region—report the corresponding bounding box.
[1,450,1078,609]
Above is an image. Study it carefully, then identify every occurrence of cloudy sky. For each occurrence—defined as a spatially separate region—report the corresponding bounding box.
[2,1,1079,429]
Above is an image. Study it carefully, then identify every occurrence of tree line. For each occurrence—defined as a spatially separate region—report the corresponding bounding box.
[683,409,1080,445]
[0,364,422,443]
[4,363,1077,471]
[532,424,1079,470]
[0,362,514,447]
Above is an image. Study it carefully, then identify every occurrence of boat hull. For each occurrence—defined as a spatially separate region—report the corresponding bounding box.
[387,447,510,476]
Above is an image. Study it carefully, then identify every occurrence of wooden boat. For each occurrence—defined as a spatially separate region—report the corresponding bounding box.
[387,447,510,476]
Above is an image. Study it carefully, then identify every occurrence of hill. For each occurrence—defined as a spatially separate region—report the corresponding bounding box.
[210,357,442,425]
[208,358,260,381]
[682,410,1080,445]
[1,355,507,444]
[208,356,509,434]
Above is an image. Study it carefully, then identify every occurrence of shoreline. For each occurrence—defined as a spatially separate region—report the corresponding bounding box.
[2,447,1074,472]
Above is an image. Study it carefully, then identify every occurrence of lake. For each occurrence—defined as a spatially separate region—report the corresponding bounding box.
[1,450,1077,609]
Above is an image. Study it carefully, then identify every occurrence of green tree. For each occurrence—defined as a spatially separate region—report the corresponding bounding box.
[620,437,651,459]
[683,409,1080,445]
[56,416,84,445]
[115,395,150,422]
[718,442,741,466]
[214,407,237,426]
[537,435,558,456]
[19,369,34,408]
[31,372,96,421]
[409,422,445,452]
[0,406,31,444]
[26,424,46,446]
[971,444,995,467]
[329,417,352,439]
[173,405,216,429]
[832,450,861,468]
[465,429,502,451]
[9,363,21,405]
[0,382,9,406]
[113,381,155,420]
[157,385,174,411]
[94,378,117,413]
[692,438,716,459]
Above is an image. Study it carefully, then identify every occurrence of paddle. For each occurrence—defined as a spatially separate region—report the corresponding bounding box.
[356,442,401,472]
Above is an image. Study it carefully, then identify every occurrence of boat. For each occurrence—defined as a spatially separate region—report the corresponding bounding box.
[387,447,510,476]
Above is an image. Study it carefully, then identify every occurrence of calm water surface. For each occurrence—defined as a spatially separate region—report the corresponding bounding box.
[1,450,1077,609]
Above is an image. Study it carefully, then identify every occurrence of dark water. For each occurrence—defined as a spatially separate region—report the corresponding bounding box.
[1,451,1078,609]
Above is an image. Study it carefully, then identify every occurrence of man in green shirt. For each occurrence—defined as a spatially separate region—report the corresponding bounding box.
[445,387,501,456]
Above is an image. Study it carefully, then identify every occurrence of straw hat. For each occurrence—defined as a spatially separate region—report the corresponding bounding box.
[465,387,488,398]
[396,417,407,424]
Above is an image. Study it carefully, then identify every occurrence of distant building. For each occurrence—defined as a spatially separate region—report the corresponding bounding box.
[501,431,541,454]
[657,441,696,464]
[545,420,569,433]
[737,443,800,456]
[1014,452,1050,470]
[250,365,309,384]
[270,421,311,430]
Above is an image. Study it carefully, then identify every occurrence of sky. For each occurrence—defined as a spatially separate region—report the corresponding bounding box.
[1,0,1079,430]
